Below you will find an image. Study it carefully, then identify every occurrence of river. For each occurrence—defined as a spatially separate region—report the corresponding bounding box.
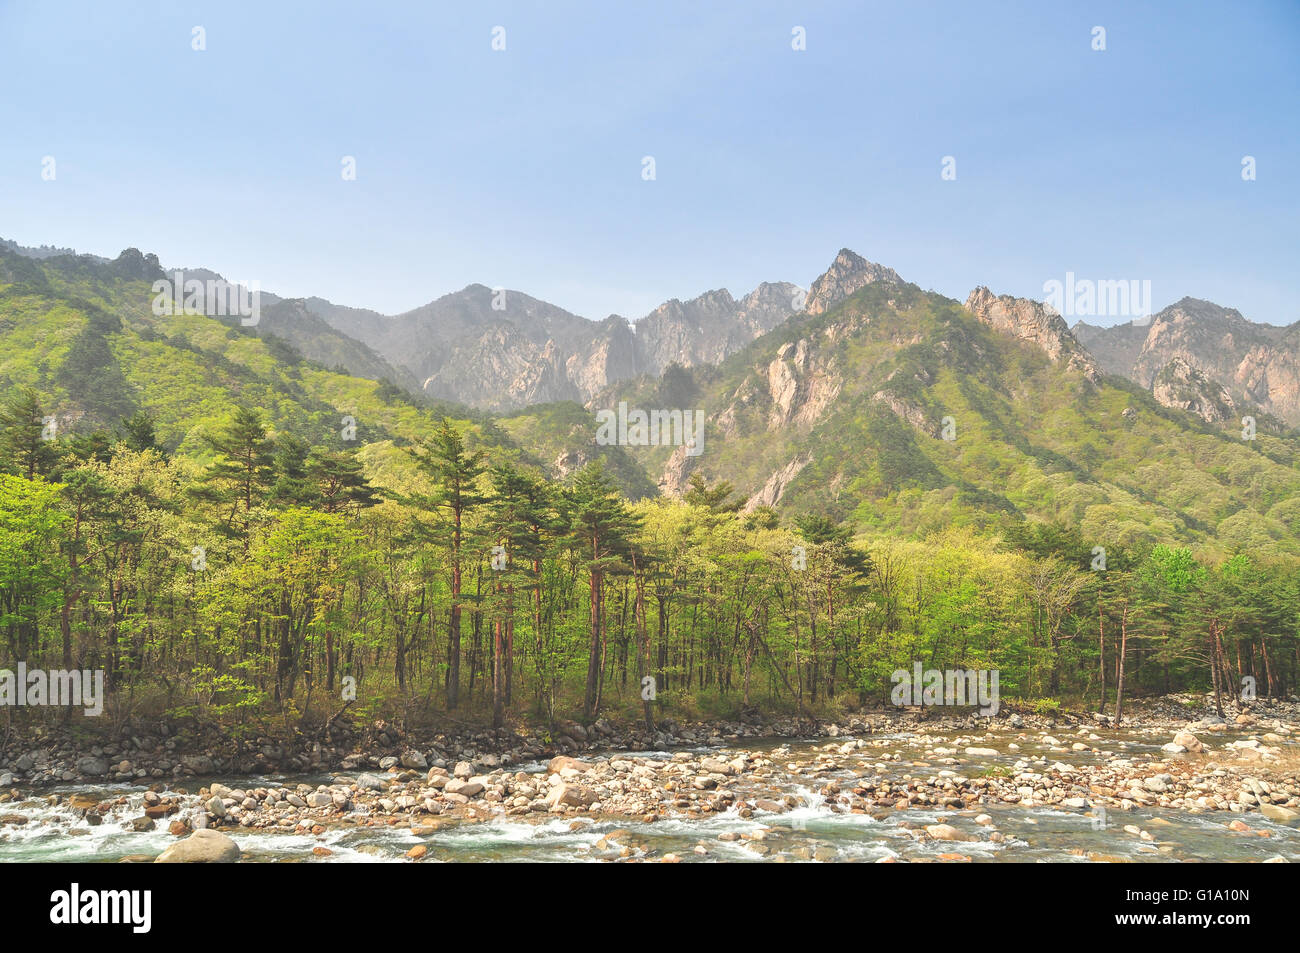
[3,724,1298,862]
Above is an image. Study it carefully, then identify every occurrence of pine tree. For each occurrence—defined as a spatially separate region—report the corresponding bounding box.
[308,447,378,514]
[193,405,276,535]
[683,473,743,513]
[268,432,316,507]
[567,459,641,720]
[410,418,486,710]
[0,388,60,479]
[484,463,560,728]
[57,468,114,668]
[116,410,158,453]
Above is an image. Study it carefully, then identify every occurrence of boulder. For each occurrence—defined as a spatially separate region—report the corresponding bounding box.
[1260,804,1300,825]
[76,756,109,777]
[154,829,240,863]
[546,756,591,775]
[925,823,975,842]
[180,755,214,774]
[444,779,484,798]
[546,783,596,808]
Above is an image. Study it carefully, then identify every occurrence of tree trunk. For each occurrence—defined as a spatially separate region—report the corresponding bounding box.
[492,617,504,730]
[1113,603,1129,724]
[1211,623,1226,717]
[447,513,462,710]
[1097,601,1106,713]
[583,546,602,721]
[633,555,653,732]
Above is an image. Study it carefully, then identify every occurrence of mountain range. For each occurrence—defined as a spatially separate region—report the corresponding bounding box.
[1,235,1297,557]
[8,236,1296,430]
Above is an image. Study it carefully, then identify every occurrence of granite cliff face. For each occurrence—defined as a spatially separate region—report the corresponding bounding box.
[1074,298,1300,425]
[635,282,798,377]
[348,284,602,410]
[1151,356,1237,424]
[964,286,1100,382]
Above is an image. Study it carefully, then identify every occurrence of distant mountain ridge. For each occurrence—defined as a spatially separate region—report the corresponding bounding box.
[302,246,906,411]
[6,233,1298,429]
[1075,298,1300,425]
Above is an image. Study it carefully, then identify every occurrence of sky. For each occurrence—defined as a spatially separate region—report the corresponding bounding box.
[1,0,1296,327]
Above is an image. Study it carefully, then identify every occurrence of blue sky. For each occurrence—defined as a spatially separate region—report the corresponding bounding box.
[1,0,1296,326]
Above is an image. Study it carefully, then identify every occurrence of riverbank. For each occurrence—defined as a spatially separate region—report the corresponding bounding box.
[2,693,1298,861]
[2,693,1293,789]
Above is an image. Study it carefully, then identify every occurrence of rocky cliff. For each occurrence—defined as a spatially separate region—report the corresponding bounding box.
[964,286,1100,382]
[1151,356,1237,424]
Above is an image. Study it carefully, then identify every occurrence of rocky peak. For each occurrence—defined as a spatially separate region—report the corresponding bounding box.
[1138,300,1300,424]
[639,288,737,335]
[803,249,903,316]
[1075,297,1300,426]
[964,286,1100,382]
[736,281,800,330]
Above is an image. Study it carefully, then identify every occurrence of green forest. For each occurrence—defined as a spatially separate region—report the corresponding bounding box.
[1,390,1295,732]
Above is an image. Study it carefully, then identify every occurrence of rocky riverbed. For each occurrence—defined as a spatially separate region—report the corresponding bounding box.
[2,694,1299,862]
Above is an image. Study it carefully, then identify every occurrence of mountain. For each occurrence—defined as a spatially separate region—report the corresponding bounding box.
[590,275,1300,556]
[314,284,625,409]
[87,243,914,414]
[251,296,419,389]
[1074,298,1300,426]
[1150,357,1238,425]
[0,238,419,393]
[803,247,903,315]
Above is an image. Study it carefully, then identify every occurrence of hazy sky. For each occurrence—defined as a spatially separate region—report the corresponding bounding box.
[2,1,1296,326]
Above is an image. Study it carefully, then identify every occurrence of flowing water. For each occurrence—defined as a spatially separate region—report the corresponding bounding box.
[3,730,1297,863]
